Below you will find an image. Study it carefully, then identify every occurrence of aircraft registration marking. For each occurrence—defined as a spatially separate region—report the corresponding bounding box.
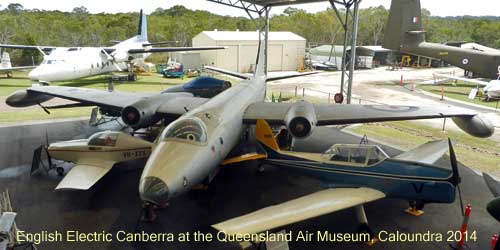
[123,150,148,159]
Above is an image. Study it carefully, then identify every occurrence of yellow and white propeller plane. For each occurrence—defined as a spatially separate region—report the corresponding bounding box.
[42,131,153,190]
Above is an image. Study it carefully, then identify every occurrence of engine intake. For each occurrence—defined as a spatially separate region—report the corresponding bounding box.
[121,96,165,128]
[285,100,317,138]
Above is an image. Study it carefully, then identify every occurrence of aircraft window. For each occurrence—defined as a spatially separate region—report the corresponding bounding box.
[323,145,387,166]
[91,64,94,69]
[88,132,118,147]
[68,48,78,51]
[162,118,207,143]
[96,62,100,68]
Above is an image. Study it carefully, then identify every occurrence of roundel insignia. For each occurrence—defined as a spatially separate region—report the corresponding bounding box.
[366,105,417,112]
[462,58,469,65]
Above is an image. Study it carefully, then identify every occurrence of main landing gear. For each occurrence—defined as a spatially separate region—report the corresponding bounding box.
[142,202,169,223]
[354,205,378,246]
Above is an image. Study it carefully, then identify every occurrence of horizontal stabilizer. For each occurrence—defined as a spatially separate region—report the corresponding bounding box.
[212,187,385,235]
[433,73,488,86]
[56,164,114,190]
[407,30,426,34]
[143,41,179,47]
[128,46,225,54]
[394,139,448,164]
[221,153,267,165]
[204,66,250,80]
[267,71,319,82]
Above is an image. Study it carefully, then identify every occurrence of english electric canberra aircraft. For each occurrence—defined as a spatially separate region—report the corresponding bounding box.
[5,24,494,222]
[0,10,223,82]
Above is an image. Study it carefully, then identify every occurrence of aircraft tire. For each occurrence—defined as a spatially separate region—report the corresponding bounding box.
[357,223,375,240]
[56,167,65,176]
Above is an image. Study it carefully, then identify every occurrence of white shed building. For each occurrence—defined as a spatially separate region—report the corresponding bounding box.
[192,30,306,73]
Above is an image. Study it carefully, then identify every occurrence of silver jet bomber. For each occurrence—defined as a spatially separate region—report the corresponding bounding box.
[138,28,495,207]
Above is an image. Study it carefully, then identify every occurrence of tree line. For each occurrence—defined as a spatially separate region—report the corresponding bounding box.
[0,3,499,65]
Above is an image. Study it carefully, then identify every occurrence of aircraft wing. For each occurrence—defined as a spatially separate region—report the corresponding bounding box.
[0,65,37,72]
[28,86,154,109]
[433,73,489,86]
[212,187,385,235]
[393,139,448,164]
[56,164,114,190]
[128,46,225,54]
[0,44,56,52]
[243,102,477,125]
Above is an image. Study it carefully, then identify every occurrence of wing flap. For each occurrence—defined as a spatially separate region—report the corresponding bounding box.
[394,140,448,164]
[55,164,114,190]
[213,187,385,235]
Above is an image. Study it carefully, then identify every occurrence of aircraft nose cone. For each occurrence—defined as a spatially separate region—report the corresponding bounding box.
[139,176,169,205]
[28,68,40,80]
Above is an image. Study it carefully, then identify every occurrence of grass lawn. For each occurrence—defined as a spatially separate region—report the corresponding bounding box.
[418,81,500,109]
[346,121,500,175]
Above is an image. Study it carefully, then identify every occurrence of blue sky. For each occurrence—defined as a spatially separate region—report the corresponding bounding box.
[0,0,498,17]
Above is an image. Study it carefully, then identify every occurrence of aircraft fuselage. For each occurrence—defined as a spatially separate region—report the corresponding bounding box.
[264,149,456,204]
[139,69,267,204]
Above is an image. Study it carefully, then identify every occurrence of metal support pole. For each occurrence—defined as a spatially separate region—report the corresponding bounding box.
[346,0,360,104]
[354,205,368,225]
[264,6,270,76]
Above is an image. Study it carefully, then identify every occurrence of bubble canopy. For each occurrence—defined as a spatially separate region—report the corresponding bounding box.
[161,117,208,143]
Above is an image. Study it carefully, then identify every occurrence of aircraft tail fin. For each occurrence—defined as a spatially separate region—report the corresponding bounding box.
[383,0,425,51]
[1,52,12,69]
[254,33,267,78]
[137,9,148,42]
[255,119,280,152]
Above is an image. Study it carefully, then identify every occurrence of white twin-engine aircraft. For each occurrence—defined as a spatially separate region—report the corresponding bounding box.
[0,10,224,83]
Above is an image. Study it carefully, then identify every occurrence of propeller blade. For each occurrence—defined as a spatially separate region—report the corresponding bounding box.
[448,138,460,186]
[448,138,464,215]
[484,173,500,197]
[487,197,500,222]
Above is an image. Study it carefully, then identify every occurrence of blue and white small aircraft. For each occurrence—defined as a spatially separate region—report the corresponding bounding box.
[213,119,464,239]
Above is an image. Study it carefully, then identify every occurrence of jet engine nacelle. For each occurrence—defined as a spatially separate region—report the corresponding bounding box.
[121,96,165,128]
[285,100,317,138]
[111,51,131,63]
[6,89,53,108]
[452,114,495,138]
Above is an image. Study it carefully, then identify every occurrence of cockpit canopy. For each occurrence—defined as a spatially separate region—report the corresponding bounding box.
[88,131,120,147]
[322,144,389,166]
[161,117,207,143]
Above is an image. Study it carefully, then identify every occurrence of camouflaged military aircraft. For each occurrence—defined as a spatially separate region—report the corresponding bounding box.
[383,0,500,79]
